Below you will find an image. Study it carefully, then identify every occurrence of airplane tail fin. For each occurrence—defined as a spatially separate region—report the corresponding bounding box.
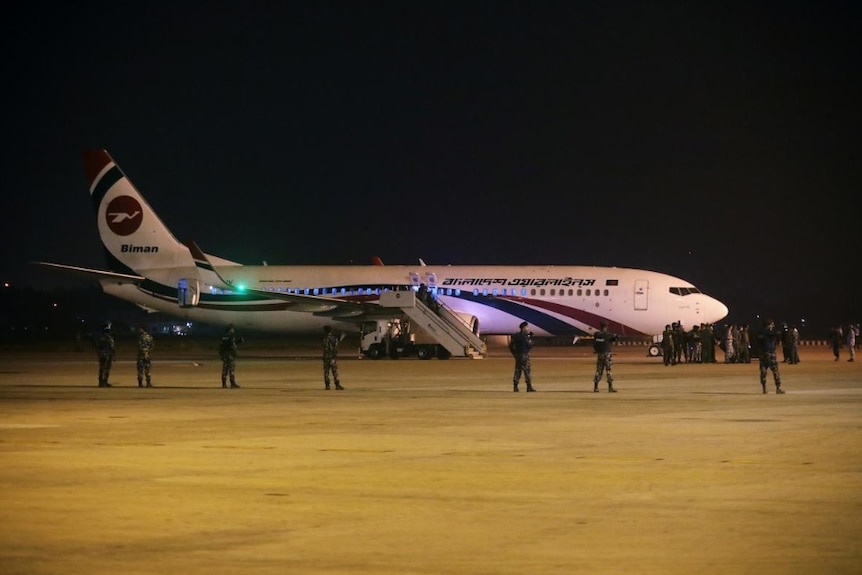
[84,150,195,279]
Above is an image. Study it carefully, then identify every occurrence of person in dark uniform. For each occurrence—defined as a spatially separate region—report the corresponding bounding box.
[828,325,843,361]
[661,324,675,366]
[737,324,751,364]
[219,324,243,388]
[592,321,619,392]
[672,322,685,365]
[509,321,535,392]
[322,325,346,390]
[136,324,155,387]
[97,322,116,387]
[756,319,784,394]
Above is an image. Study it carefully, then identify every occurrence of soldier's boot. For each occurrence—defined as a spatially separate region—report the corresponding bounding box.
[761,382,767,394]
[221,378,227,389]
[325,382,330,390]
[513,383,519,392]
[137,378,143,388]
[335,382,345,390]
[146,378,152,388]
[593,382,599,393]
[526,384,536,392]
[608,384,617,393]
[230,378,240,389]
[776,385,785,394]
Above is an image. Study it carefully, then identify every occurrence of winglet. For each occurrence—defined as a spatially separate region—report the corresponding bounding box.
[372,256,384,266]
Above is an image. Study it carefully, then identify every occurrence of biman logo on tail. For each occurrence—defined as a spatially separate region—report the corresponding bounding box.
[106,196,143,236]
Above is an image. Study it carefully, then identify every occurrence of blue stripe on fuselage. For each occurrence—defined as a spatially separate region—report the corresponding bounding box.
[452,292,588,336]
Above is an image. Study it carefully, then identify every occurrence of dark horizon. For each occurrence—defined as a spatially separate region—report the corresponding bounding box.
[3,2,860,331]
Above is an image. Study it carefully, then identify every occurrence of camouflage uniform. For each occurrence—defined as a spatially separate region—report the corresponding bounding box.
[322,327,345,390]
[509,323,534,392]
[219,325,242,388]
[723,326,735,363]
[756,321,784,394]
[97,326,116,387]
[688,325,703,363]
[592,325,619,392]
[136,327,155,387]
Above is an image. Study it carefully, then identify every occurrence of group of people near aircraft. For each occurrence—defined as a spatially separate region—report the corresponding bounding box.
[92,317,858,395]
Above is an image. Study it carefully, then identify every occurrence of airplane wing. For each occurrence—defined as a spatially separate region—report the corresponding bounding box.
[32,261,145,282]
[188,243,393,322]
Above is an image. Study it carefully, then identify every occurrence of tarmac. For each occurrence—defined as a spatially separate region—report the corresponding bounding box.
[1,343,860,575]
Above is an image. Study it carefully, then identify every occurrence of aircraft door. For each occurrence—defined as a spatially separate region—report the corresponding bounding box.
[425,272,438,297]
[408,271,421,288]
[177,278,199,308]
[634,279,648,310]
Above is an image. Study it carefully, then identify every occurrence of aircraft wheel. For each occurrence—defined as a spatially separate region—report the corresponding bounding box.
[647,344,661,357]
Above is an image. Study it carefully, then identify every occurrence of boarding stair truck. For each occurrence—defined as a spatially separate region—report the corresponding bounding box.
[360,290,486,359]
[359,318,439,359]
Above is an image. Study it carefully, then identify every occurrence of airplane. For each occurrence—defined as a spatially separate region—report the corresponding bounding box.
[38,149,729,356]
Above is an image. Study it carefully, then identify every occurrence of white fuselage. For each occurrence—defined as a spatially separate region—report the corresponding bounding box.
[103,264,728,337]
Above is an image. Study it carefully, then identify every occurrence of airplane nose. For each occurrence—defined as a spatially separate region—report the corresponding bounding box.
[711,297,729,322]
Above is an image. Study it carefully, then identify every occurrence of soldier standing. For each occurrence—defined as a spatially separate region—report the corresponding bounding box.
[136,324,155,387]
[661,324,675,366]
[723,325,735,363]
[672,322,685,365]
[737,325,751,364]
[219,324,243,388]
[702,323,716,363]
[828,325,843,361]
[756,319,784,394]
[509,321,535,392]
[789,324,800,364]
[97,322,116,387]
[322,325,346,390]
[592,321,619,392]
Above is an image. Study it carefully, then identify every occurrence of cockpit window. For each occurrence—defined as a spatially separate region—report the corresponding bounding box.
[670,287,703,296]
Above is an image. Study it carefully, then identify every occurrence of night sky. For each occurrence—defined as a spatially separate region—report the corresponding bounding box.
[3,2,860,334]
